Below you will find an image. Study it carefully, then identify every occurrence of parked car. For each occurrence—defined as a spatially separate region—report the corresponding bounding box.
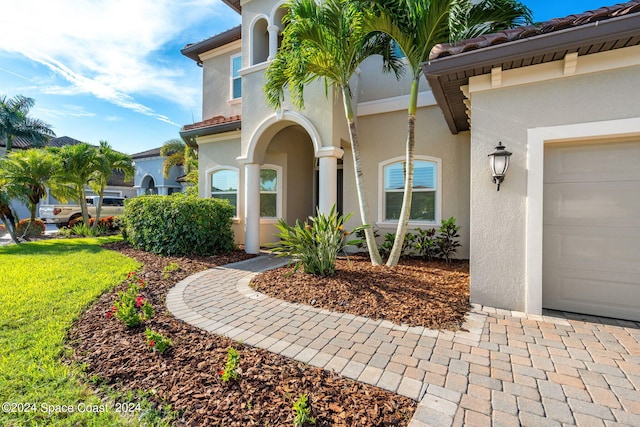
[39,196,125,228]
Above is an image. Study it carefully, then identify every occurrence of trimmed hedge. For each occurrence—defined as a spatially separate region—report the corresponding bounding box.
[123,195,235,256]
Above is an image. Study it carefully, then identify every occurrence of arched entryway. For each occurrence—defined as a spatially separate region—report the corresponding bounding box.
[240,111,343,253]
[140,175,158,195]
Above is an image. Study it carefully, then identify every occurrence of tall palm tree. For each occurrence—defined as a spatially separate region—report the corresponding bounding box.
[264,0,403,266]
[160,138,197,179]
[55,143,101,225]
[0,95,55,151]
[1,149,59,234]
[90,141,134,231]
[369,0,532,266]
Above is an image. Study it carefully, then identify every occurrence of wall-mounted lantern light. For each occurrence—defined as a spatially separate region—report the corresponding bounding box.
[488,142,512,191]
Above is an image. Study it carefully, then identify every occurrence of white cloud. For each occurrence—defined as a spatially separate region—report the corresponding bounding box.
[0,0,238,125]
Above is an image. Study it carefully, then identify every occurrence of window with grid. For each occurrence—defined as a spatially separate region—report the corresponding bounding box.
[210,169,238,216]
[383,159,436,221]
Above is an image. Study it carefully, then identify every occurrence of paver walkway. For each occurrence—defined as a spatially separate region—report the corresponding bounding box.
[166,255,640,427]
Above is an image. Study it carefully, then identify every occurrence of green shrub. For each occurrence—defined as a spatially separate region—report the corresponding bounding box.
[123,195,234,256]
[436,217,461,263]
[17,219,45,238]
[414,227,438,261]
[269,207,363,277]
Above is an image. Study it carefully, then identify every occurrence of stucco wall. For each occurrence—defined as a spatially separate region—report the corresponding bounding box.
[468,64,640,311]
[201,45,242,120]
[134,157,182,195]
[342,104,471,258]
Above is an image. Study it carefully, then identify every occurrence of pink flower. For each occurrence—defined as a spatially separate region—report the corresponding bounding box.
[218,369,225,376]
[136,296,144,308]
[106,310,113,318]
[149,340,156,347]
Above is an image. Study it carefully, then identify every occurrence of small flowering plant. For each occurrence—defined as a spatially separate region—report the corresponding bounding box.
[219,347,240,382]
[107,271,154,327]
[145,328,172,354]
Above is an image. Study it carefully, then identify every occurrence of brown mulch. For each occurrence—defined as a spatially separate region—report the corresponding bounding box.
[251,255,470,330]
[67,242,417,426]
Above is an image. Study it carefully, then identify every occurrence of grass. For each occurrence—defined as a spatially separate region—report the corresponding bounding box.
[0,236,160,426]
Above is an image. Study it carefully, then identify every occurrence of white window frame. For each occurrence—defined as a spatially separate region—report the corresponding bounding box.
[259,164,282,222]
[207,166,240,219]
[377,155,442,226]
[230,54,242,100]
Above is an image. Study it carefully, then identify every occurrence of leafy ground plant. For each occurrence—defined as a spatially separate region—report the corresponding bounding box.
[293,394,316,427]
[269,206,363,276]
[219,346,240,382]
[110,272,154,327]
[144,329,172,354]
[0,236,173,426]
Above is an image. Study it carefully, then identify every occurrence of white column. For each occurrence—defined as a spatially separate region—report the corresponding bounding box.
[316,146,344,215]
[244,162,261,254]
[267,25,279,61]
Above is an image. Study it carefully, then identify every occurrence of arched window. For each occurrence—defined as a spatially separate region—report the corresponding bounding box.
[379,156,441,223]
[251,17,269,65]
[260,165,281,218]
[209,167,238,216]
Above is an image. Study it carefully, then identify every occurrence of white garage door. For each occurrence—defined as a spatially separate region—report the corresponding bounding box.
[543,139,640,321]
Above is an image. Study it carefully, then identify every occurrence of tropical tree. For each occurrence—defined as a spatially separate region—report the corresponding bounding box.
[1,149,59,235]
[160,138,197,179]
[369,0,532,266]
[90,141,135,231]
[54,143,101,225]
[264,0,402,265]
[0,95,55,151]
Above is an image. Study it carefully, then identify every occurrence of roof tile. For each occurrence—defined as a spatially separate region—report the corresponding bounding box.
[430,1,640,60]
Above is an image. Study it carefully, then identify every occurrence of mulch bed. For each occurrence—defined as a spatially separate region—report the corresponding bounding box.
[251,255,470,330]
[66,242,417,426]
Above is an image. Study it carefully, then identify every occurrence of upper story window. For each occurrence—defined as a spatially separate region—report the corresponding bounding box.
[260,166,280,218]
[380,156,440,223]
[210,168,238,216]
[251,17,269,65]
[231,54,242,99]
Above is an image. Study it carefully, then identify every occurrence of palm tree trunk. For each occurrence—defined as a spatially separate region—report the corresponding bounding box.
[386,77,419,267]
[79,187,90,225]
[1,205,19,243]
[92,189,105,232]
[342,88,382,266]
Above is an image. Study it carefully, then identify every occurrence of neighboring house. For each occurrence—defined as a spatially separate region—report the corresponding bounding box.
[180,0,640,321]
[131,147,184,196]
[1,136,136,220]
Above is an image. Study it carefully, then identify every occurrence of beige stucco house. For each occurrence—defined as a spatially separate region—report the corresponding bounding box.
[181,0,640,321]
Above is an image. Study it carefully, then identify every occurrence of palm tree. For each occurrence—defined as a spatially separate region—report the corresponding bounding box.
[55,143,101,225]
[264,0,402,266]
[1,149,59,235]
[0,95,55,151]
[90,141,134,231]
[160,138,197,179]
[369,0,531,266]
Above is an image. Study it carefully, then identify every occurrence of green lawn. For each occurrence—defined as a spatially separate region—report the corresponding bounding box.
[0,237,146,426]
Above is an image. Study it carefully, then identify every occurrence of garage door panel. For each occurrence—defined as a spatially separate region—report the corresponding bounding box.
[544,140,640,183]
[543,140,640,322]
[543,225,640,273]
[544,181,640,227]
[543,267,640,321]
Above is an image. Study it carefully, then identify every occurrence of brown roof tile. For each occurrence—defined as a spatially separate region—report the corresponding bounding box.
[430,1,640,60]
[183,115,241,131]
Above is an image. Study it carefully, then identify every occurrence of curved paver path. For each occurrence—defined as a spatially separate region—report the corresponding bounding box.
[167,255,640,427]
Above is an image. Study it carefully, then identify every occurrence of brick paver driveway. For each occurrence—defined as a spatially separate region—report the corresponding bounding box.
[167,255,640,426]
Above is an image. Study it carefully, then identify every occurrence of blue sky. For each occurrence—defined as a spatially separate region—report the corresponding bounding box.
[0,0,612,155]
